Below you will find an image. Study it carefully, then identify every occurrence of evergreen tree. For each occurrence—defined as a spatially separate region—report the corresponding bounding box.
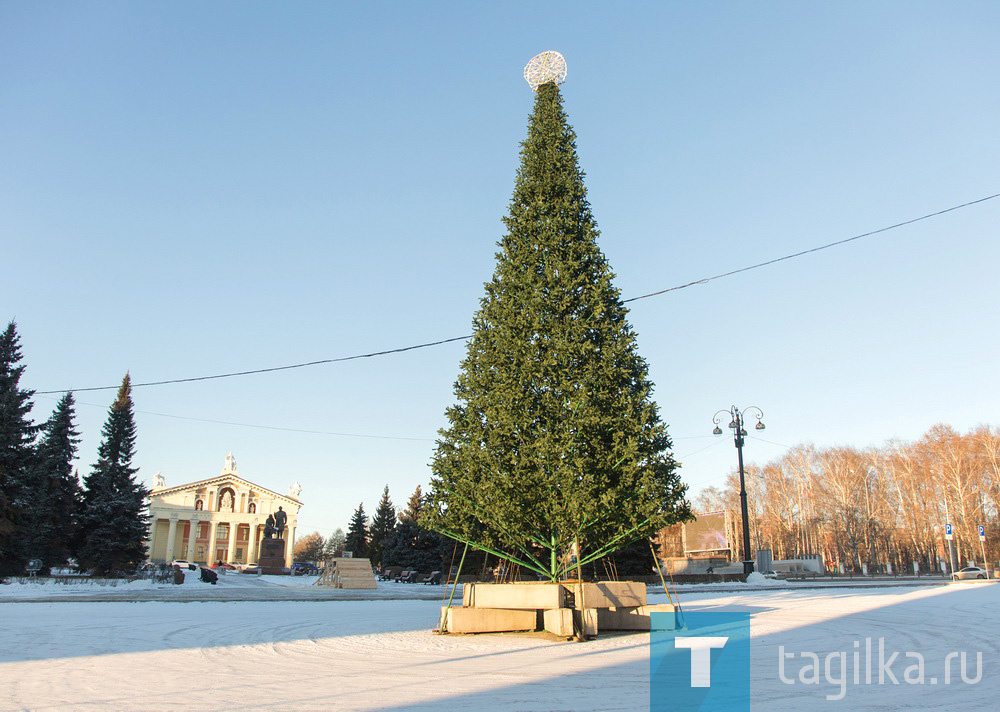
[0,321,39,575]
[323,527,346,559]
[368,485,396,568]
[424,83,689,581]
[380,519,448,573]
[344,503,368,558]
[398,485,423,523]
[77,375,150,575]
[22,393,81,569]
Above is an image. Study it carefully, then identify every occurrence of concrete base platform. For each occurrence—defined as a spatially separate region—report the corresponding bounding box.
[597,603,676,631]
[570,581,646,609]
[463,582,566,610]
[442,606,538,633]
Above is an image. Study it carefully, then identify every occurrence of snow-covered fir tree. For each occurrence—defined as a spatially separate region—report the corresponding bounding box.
[77,375,149,575]
[0,321,39,575]
[368,485,396,568]
[344,503,369,558]
[22,392,81,570]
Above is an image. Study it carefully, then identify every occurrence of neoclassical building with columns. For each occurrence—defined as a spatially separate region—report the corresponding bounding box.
[147,453,303,568]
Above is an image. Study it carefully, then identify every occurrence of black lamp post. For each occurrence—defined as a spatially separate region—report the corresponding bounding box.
[713,405,766,576]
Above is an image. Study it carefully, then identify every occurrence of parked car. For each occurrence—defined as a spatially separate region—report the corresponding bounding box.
[953,566,989,580]
[170,560,197,570]
[211,562,237,570]
[291,562,319,575]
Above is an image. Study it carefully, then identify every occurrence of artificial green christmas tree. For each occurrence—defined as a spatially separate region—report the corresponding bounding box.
[423,82,689,581]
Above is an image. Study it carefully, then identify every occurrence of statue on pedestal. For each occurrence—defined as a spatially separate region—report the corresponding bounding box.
[263,513,277,539]
[274,506,287,539]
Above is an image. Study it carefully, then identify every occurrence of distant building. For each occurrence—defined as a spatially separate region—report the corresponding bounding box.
[146,453,303,567]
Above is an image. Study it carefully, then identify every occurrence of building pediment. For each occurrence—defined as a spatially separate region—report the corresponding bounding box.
[151,473,301,507]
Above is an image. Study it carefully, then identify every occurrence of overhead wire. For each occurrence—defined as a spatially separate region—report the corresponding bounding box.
[35,191,1000,396]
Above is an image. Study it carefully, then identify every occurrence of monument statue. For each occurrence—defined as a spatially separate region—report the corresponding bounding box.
[288,481,303,498]
[274,506,287,538]
[263,513,276,539]
[220,491,234,512]
[152,472,166,489]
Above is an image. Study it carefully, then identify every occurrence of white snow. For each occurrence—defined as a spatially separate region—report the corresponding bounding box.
[0,581,996,711]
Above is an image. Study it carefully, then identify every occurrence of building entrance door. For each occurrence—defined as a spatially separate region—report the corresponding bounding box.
[216,549,227,563]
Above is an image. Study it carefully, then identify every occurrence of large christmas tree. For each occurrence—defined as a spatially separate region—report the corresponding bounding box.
[77,375,149,575]
[423,80,689,581]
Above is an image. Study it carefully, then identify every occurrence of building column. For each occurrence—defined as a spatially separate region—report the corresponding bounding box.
[165,517,179,562]
[249,524,260,563]
[284,525,296,568]
[207,521,218,565]
[185,521,197,561]
[147,519,159,562]
[226,522,237,563]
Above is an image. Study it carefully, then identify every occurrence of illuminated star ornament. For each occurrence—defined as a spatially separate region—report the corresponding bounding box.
[523,50,567,91]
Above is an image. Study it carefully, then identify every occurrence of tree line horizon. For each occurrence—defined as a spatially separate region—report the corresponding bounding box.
[680,423,1000,573]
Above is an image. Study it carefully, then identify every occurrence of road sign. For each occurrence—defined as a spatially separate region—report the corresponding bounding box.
[979,525,986,542]
[945,523,953,541]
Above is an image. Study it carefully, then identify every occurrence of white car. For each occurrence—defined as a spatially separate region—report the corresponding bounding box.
[170,560,197,570]
[953,566,989,580]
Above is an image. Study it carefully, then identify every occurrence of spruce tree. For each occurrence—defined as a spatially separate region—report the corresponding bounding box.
[344,503,368,558]
[77,375,150,575]
[368,485,396,568]
[423,82,689,581]
[22,393,81,569]
[0,321,39,575]
[380,519,448,573]
[398,485,423,523]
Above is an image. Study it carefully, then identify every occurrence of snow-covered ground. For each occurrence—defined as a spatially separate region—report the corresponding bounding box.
[0,571,450,602]
[0,580,996,711]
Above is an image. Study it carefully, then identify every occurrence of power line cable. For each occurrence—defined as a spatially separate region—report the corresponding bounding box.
[36,191,1000,395]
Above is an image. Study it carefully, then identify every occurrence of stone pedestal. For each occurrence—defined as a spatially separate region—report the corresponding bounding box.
[258,538,288,575]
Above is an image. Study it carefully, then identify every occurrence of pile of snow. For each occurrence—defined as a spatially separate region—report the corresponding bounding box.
[746,571,790,586]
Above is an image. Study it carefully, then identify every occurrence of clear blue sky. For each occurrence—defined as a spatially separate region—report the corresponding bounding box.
[3,2,998,539]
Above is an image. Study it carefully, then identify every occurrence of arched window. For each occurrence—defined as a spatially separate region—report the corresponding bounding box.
[195,499,204,511]
[248,502,256,514]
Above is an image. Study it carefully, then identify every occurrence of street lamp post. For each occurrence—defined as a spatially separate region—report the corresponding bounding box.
[713,405,766,577]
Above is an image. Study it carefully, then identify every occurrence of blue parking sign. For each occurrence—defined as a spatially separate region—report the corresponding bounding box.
[979,525,986,541]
